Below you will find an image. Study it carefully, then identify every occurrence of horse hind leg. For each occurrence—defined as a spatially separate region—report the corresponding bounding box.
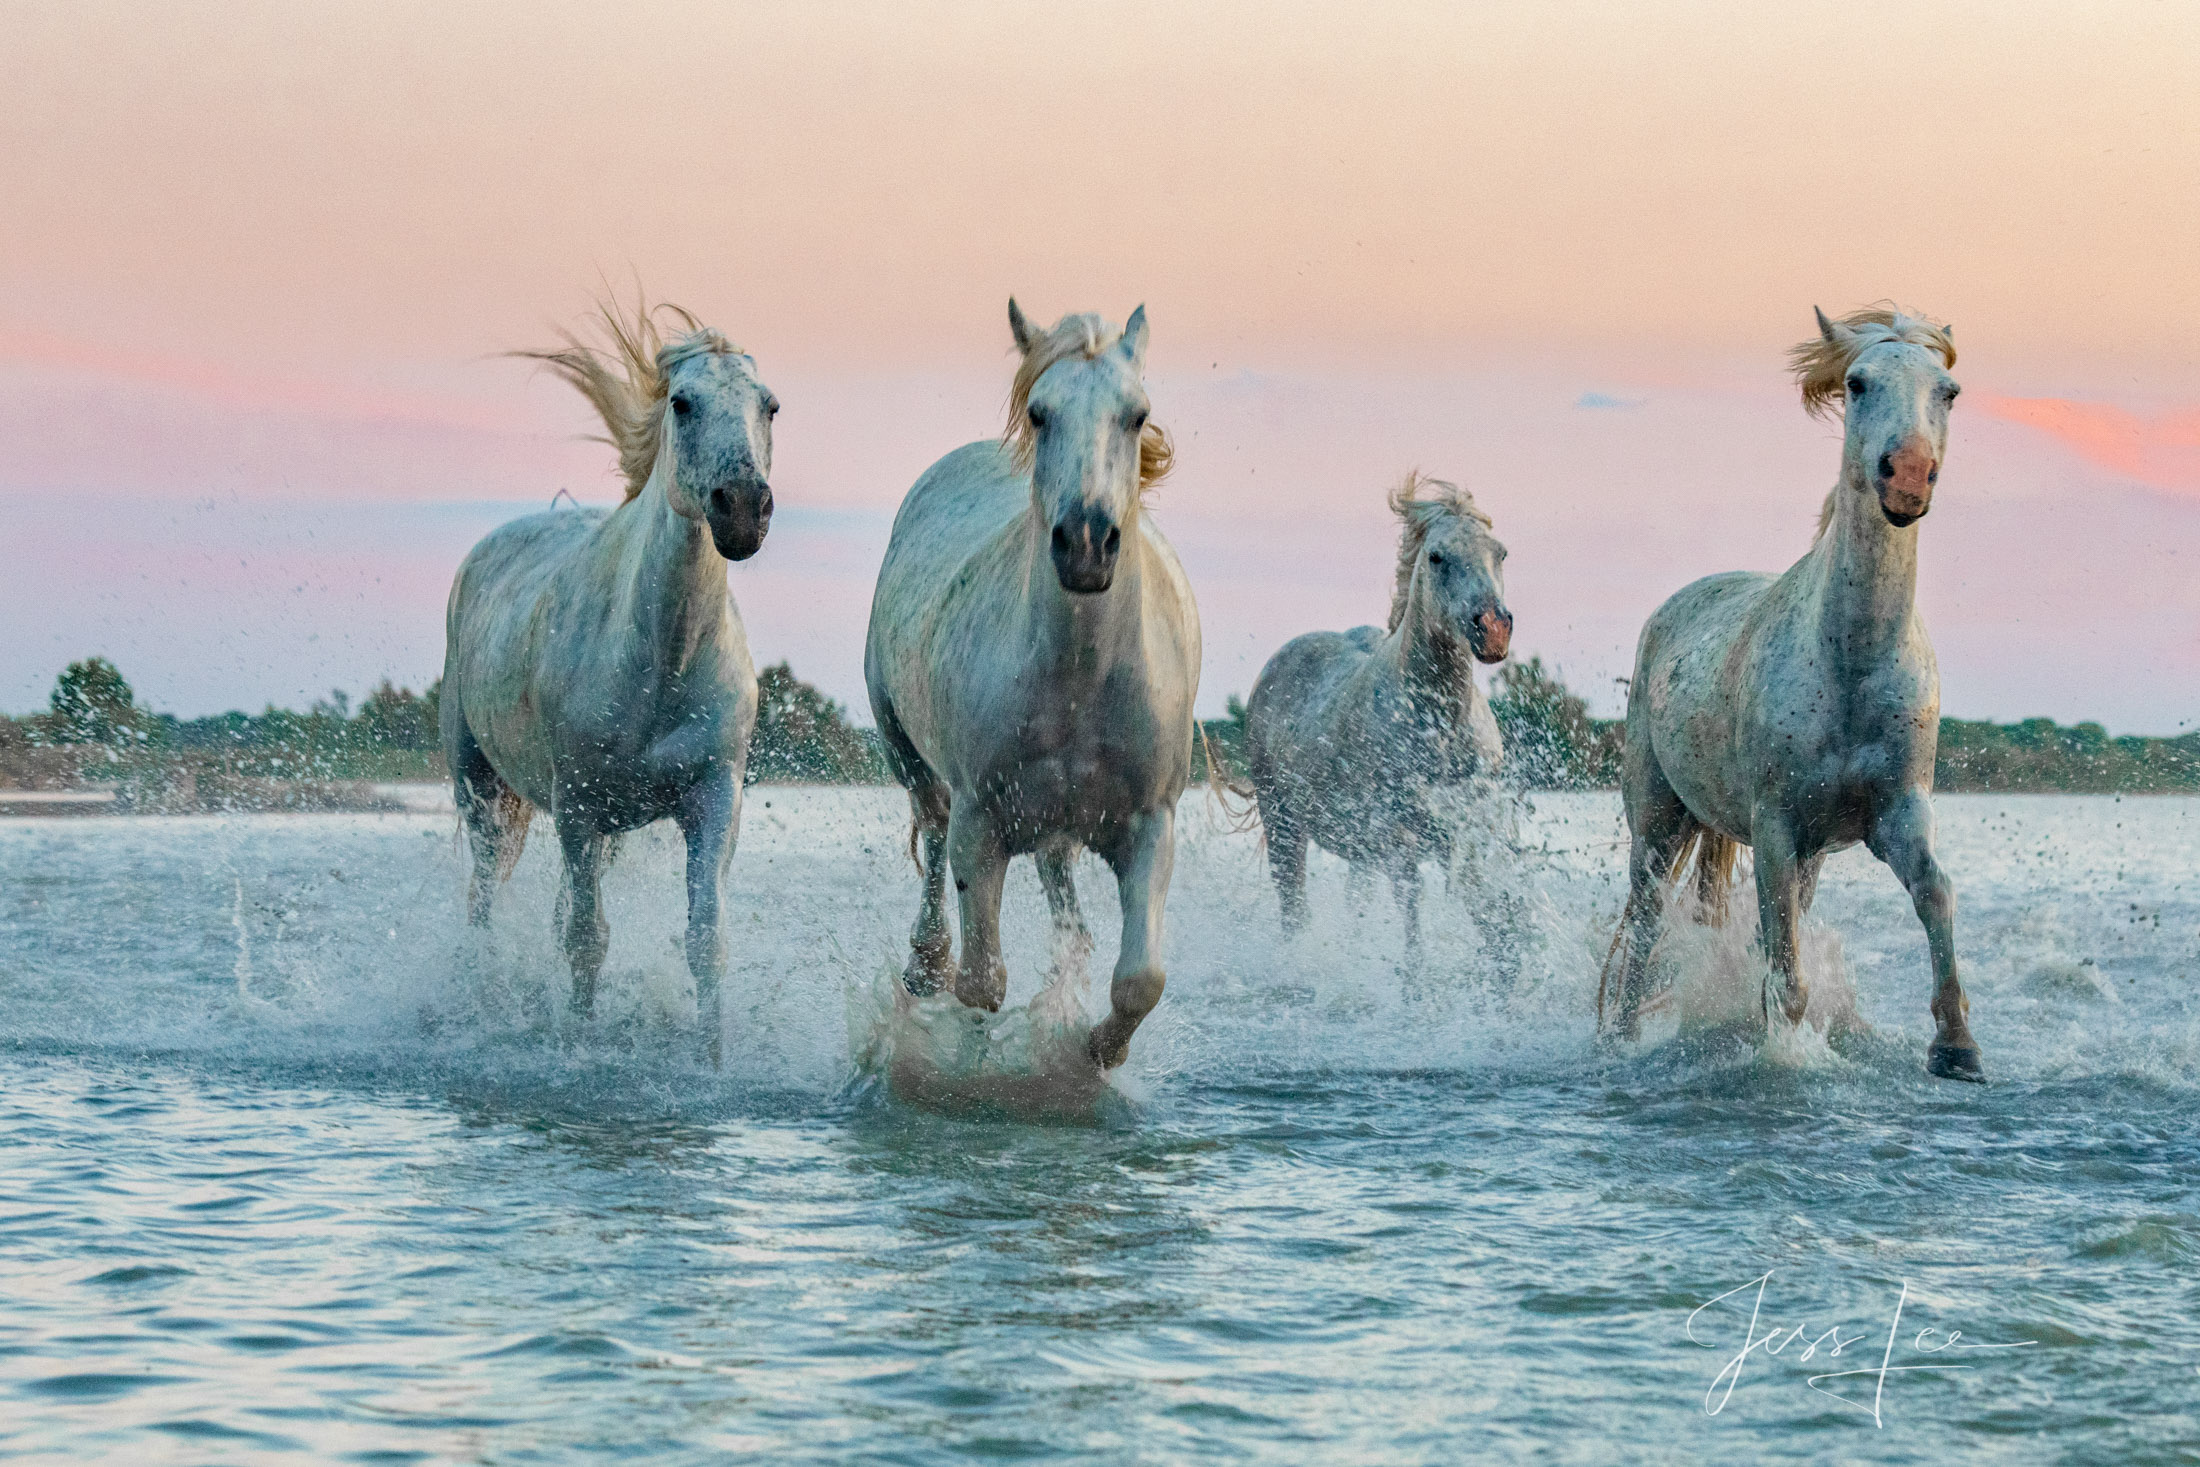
[1035,840,1092,975]
[1603,787,1695,1041]
[1258,791,1311,936]
[452,726,531,927]
[1388,852,1425,983]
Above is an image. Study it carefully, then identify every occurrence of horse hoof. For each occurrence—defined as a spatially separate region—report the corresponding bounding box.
[1927,1040,1986,1083]
[1086,1025,1130,1071]
[902,942,950,996]
[952,977,1005,1013]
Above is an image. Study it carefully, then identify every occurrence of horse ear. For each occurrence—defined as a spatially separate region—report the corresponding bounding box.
[1008,298,1042,355]
[1119,305,1150,367]
[1814,306,1839,343]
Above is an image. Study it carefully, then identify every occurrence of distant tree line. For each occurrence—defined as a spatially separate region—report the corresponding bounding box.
[1935,716,2200,794]
[0,656,892,797]
[5,655,2194,800]
[1192,654,2197,794]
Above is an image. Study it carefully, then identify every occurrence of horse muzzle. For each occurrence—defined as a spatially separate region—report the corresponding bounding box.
[1876,441,1937,527]
[707,482,773,561]
[1469,605,1513,664]
[1050,512,1121,594]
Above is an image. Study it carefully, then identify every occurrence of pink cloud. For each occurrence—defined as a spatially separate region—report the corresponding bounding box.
[0,324,514,433]
[1977,393,2200,494]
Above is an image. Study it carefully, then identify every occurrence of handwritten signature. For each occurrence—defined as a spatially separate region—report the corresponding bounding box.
[1688,1271,2037,1425]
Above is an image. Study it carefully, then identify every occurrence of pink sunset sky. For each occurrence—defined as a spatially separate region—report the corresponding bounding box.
[2,1,2196,731]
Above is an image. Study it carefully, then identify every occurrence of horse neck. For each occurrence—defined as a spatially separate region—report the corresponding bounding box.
[1019,503,1147,669]
[1385,589,1478,723]
[603,475,728,675]
[1809,457,1920,665]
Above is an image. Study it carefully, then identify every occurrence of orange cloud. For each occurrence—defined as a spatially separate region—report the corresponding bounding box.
[1978,394,2200,493]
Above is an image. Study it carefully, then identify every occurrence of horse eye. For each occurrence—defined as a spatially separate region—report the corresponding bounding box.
[1027,403,1047,428]
[671,393,694,417]
[1428,551,1445,566]
[1942,382,1961,402]
[1130,408,1149,431]
[763,394,780,418]
[1845,375,1867,397]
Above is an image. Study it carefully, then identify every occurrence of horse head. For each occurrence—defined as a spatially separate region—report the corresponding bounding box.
[1005,299,1171,594]
[662,340,778,561]
[1807,306,1959,528]
[1390,473,1512,665]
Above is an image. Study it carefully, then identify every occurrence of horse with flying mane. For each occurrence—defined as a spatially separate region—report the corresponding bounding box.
[1601,304,1983,1081]
[865,299,1200,1071]
[440,298,777,1052]
[1243,472,1513,969]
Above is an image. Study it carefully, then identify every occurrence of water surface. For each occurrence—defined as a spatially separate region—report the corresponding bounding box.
[1,791,2196,1461]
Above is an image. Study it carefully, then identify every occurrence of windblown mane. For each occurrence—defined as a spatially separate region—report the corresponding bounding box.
[1788,304,1955,422]
[1003,311,1174,493]
[1792,304,1956,540]
[1387,470,1493,631]
[517,297,743,501]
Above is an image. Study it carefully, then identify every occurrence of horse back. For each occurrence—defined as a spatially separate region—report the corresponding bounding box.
[1246,628,1378,767]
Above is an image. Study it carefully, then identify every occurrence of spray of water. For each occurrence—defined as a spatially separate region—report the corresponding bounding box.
[15,789,2181,1115]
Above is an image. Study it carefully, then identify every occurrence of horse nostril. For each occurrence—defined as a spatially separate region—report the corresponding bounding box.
[757,487,774,517]
[1103,526,1121,555]
[1878,453,1896,481]
[1051,525,1070,553]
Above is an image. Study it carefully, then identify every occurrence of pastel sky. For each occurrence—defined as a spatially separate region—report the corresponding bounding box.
[2,1,2196,730]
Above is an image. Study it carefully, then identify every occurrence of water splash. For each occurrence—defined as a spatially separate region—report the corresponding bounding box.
[848,945,1120,1123]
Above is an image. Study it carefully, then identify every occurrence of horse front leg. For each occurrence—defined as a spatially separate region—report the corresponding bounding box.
[1089,807,1175,1070]
[1869,791,1982,1082]
[946,801,1009,1012]
[678,771,740,1062]
[904,785,954,995]
[556,822,610,1019]
[1750,811,1808,1029]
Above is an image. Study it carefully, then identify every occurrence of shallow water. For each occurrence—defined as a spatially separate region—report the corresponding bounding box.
[1,790,2196,1463]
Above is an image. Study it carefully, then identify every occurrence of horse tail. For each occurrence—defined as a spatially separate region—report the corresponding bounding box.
[1196,723,1263,838]
[493,789,534,886]
[1683,828,1739,926]
[1596,908,1636,1028]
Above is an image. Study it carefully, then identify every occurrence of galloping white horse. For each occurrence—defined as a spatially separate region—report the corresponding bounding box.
[1603,305,1981,1081]
[441,301,776,1044]
[1244,473,1512,968]
[865,300,1200,1070]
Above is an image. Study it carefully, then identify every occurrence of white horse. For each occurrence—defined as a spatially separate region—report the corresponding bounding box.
[1602,305,1982,1081]
[440,301,776,1045]
[865,300,1200,1070]
[1243,473,1512,968]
